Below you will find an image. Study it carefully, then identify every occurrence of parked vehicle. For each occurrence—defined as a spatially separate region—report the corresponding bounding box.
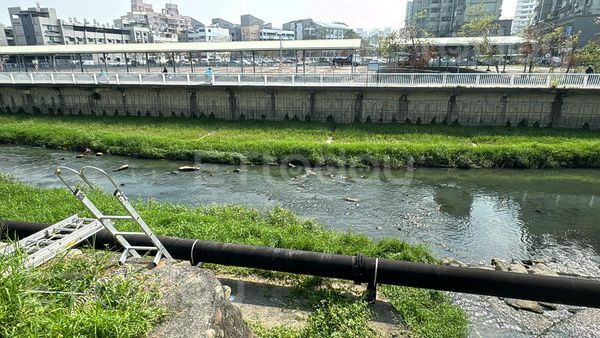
[331,55,361,67]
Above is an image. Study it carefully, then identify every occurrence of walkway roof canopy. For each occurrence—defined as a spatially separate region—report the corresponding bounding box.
[0,39,362,55]
[397,36,527,47]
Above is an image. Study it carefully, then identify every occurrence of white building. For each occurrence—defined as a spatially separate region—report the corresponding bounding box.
[179,26,231,42]
[259,28,295,41]
[283,19,352,40]
[512,0,538,35]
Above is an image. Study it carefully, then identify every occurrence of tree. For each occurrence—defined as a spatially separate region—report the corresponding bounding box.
[459,5,501,73]
[578,18,600,71]
[377,10,432,69]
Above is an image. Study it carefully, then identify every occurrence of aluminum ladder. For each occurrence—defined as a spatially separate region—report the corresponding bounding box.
[55,166,172,265]
[2,215,104,268]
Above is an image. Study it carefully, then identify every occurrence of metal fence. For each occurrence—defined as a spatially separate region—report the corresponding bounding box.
[1,72,599,89]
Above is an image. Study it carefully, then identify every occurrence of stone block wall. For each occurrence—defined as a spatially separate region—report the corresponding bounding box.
[0,84,598,129]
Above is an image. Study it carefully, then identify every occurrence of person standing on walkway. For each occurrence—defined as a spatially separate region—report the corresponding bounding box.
[585,65,594,74]
[205,67,214,84]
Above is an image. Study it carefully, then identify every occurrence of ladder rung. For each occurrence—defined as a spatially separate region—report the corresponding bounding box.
[113,232,144,236]
[99,215,133,220]
[127,246,158,251]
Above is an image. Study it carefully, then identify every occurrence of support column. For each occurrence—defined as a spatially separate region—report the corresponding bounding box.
[252,51,256,74]
[146,53,150,73]
[190,52,194,73]
[303,50,306,74]
[102,53,108,72]
[79,54,84,73]
[171,52,176,73]
[550,92,564,128]
[124,52,129,73]
[240,52,244,73]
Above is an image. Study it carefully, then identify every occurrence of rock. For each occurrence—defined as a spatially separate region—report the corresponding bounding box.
[223,285,232,300]
[288,163,296,168]
[509,263,528,274]
[528,263,559,277]
[233,169,243,173]
[84,148,93,154]
[492,258,510,271]
[441,258,467,268]
[344,197,360,203]
[65,249,83,259]
[376,226,383,230]
[179,166,201,172]
[304,169,317,176]
[539,302,558,310]
[149,264,251,338]
[113,164,129,172]
[59,157,65,160]
[267,162,279,166]
[504,299,544,314]
[477,266,495,271]
[95,152,104,157]
[75,154,84,158]
[521,259,534,266]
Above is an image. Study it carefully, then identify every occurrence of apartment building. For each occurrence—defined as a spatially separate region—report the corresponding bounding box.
[534,0,600,45]
[283,19,352,39]
[512,0,538,34]
[410,0,503,36]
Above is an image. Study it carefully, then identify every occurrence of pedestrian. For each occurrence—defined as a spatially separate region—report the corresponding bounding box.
[585,65,594,74]
[162,67,168,74]
[204,67,214,84]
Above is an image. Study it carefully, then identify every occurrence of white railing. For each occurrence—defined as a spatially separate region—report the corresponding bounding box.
[1,72,599,89]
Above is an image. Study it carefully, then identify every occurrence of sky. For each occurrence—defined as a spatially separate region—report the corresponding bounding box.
[2,0,517,31]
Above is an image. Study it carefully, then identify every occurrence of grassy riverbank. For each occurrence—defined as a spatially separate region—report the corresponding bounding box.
[0,251,165,337]
[0,175,467,337]
[0,114,599,168]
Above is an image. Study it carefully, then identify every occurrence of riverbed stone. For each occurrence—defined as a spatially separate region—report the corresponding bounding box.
[179,166,201,172]
[148,263,251,338]
[528,263,559,277]
[504,299,544,314]
[441,258,467,268]
[114,164,129,172]
[509,263,528,274]
[491,258,510,271]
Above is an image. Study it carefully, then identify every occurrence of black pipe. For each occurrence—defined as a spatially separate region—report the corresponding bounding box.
[2,220,600,308]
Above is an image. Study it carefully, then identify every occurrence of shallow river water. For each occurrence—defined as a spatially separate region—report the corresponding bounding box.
[1,145,599,336]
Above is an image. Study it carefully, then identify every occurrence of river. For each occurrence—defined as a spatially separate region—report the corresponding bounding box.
[1,144,599,336]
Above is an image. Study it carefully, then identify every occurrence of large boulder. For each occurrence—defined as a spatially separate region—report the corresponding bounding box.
[148,262,252,338]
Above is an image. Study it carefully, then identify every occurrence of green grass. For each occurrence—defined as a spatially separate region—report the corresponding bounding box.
[0,249,165,337]
[0,114,599,168]
[0,175,468,337]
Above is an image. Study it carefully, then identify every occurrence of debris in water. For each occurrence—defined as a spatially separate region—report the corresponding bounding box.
[288,163,296,168]
[179,166,201,172]
[95,152,104,157]
[344,197,360,203]
[114,164,129,172]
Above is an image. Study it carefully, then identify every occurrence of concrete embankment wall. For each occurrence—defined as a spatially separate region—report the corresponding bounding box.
[0,84,599,129]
